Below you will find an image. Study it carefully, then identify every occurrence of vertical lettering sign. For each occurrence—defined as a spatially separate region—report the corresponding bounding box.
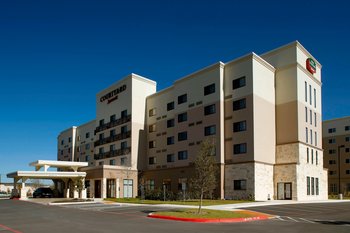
[100,84,127,104]
[306,58,316,74]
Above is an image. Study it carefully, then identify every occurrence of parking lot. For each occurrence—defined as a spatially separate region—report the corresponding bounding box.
[1,199,350,233]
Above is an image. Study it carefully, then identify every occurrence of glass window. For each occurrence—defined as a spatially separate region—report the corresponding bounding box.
[121,157,126,165]
[178,112,187,123]
[307,148,309,163]
[232,76,246,89]
[233,143,247,154]
[86,132,90,139]
[149,124,156,132]
[167,136,175,145]
[204,125,216,136]
[306,127,308,143]
[307,176,310,195]
[310,129,313,145]
[121,141,127,150]
[110,129,116,137]
[109,159,116,165]
[233,98,246,111]
[167,101,174,111]
[204,104,216,115]
[110,114,116,122]
[149,108,156,117]
[167,119,175,128]
[309,85,312,105]
[233,180,246,190]
[310,110,312,125]
[328,128,336,133]
[149,141,156,148]
[345,126,350,131]
[121,125,127,134]
[85,144,90,150]
[61,140,64,145]
[233,121,246,132]
[305,81,307,102]
[110,144,115,151]
[178,151,188,160]
[167,154,175,163]
[178,94,187,104]
[178,132,188,141]
[314,88,317,108]
[149,157,156,165]
[314,113,317,127]
[305,107,308,122]
[311,177,314,195]
[121,110,128,118]
[315,178,319,195]
[204,83,215,96]
[99,119,104,126]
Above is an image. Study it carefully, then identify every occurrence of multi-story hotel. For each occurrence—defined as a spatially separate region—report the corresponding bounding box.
[323,116,350,195]
[57,41,327,201]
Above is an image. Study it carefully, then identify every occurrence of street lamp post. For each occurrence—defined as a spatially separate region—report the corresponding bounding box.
[338,145,345,196]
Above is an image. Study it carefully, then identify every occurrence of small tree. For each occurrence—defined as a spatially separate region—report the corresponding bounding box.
[190,139,217,214]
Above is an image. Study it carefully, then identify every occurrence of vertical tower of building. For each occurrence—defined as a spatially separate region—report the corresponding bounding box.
[262,41,327,200]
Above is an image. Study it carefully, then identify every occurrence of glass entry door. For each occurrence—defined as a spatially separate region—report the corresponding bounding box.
[107,179,116,198]
[277,182,292,200]
[94,180,101,198]
[123,179,133,198]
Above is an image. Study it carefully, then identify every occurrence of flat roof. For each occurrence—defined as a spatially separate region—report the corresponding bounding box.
[7,171,86,179]
[29,160,88,168]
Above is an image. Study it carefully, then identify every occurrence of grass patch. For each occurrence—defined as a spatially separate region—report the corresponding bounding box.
[52,198,94,203]
[104,198,253,206]
[152,209,255,219]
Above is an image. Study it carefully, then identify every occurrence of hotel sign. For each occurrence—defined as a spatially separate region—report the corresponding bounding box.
[100,84,127,104]
[306,58,316,74]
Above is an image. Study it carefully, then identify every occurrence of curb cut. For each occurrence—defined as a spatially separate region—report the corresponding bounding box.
[148,213,272,223]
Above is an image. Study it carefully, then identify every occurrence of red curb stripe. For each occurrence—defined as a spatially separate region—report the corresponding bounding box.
[148,213,271,223]
[0,224,23,233]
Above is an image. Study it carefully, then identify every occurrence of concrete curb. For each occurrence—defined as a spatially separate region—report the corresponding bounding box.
[148,212,273,223]
[48,201,98,206]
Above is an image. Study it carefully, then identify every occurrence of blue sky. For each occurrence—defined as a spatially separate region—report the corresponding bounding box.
[0,0,349,182]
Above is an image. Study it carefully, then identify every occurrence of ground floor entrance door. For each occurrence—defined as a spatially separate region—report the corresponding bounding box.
[94,180,101,198]
[107,179,116,198]
[123,179,133,198]
[277,182,292,200]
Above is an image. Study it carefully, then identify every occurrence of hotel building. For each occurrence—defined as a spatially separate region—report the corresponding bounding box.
[323,116,350,195]
[58,41,327,201]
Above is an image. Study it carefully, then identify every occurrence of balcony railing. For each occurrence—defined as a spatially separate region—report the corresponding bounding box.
[94,147,131,160]
[95,114,131,134]
[94,131,131,147]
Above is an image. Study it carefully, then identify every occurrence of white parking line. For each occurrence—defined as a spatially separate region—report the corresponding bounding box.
[286,217,299,222]
[299,218,316,224]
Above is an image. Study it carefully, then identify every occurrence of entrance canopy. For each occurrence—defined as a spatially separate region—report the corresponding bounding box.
[7,160,88,199]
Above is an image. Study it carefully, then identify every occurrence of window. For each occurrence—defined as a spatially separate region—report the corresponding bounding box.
[149,124,156,132]
[120,157,126,165]
[77,136,81,141]
[110,129,116,137]
[68,137,72,143]
[307,176,310,195]
[311,149,314,164]
[306,127,308,143]
[329,171,336,175]
[110,114,116,122]
[109,159,116,165]
[149,141,156,148]
[167,154,175,163]
[232,76,246,89]
[178,94,187,104]
[314,88,317,108]
[329,184,337,194]
[99,119,104,126]
[329,138,336,144]
[167,136,174,145]
[121,141,127,150]
[329,149,336,154]
[99,147,104,154]
[328,128,336,133]
[110,144,115,152]
[178,132,188,141]
[85,155,90,162]
[305,107,308,122]
[85,144,90,150]
[204,104,216,115]
[316,178,319,195]
[329,160,336,165]
[346,148,350,153]
[346,137,350,142]
[86,132,90,139]
[121,110,128,118]
[99,133,104,141]
[315,132,317,146]
[346,158,350,164]
[233,121,246,132]
[121,125,127,134]
[178,112,187,123]
[309,85,312,105]
[310,129,313,145]
[346,170,350,175]
[149,108,156,117]
[178,178,187,191]
[311,177,314,195]
[68,148,71,153]
[310,110,312,125]
[233,180,246,190]
[204,83,215,96]
[149,157,156,165]
[204,125,216,136]
[305,81,307,102]
[316,151,318,165]
[99,161,104,166]
[314,113,317,127]
[233,98,246,111]
[307,148,309,163]
[61,140,64,145]
[345,126,350,131]
[233,143,247,154]
[60,150,63,155]
[147,180,155,190]
[167,119,175,128]
[167,101,174,111]
[178,150,188,160]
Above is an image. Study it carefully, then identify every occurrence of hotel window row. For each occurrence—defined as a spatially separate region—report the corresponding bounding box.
[305,127,318,146]
[306,176,319,195]
[149,151,189,164]
[304,81,317,108]
[305,107,317,127]
[306,147,318,165]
